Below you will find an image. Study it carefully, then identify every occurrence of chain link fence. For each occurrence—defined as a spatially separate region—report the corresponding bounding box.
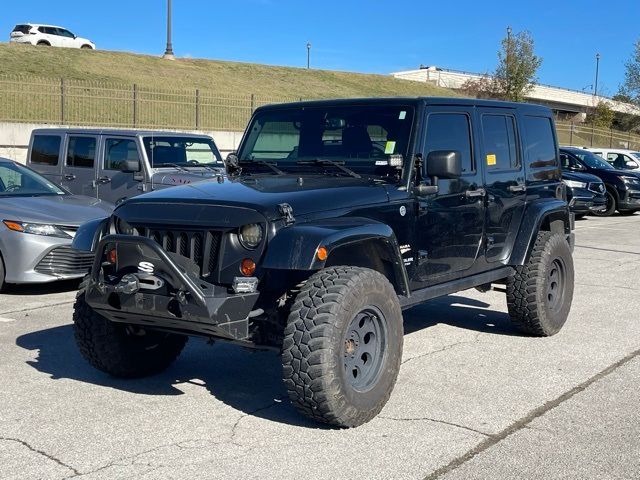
[1,74,640,149]
[0,74,300,131]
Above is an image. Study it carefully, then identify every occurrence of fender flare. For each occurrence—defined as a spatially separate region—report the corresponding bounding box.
[72,217,109,252]
[509,199,571,265]
[262,217,410,295]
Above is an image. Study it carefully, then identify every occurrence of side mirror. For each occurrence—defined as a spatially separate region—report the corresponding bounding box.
[426,150,462,179]
[120,160,140,173]
[225,152,241,174]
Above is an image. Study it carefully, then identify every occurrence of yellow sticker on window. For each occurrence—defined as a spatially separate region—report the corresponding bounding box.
[385,141,397,154]
[486,154,497,166]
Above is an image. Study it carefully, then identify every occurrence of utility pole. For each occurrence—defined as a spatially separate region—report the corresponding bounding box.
[163,0,175,59]
[306,42,312,69]
[594,53,601,97]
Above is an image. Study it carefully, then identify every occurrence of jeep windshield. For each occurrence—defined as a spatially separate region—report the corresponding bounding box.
[237,104,415,178]
[143,136,223,169]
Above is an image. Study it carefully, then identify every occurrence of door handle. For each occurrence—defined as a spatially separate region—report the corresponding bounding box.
[63,174,76,181]
[97,176,111,185]
[465,188,486,198]
[508,184,527,193]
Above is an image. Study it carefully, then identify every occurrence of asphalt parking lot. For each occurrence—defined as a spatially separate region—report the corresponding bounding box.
[1,214,639,480]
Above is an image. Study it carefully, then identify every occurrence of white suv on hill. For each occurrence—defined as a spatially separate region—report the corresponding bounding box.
[10,24,95,49]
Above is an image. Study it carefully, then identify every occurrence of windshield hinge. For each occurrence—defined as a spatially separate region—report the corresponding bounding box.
[278,203,295,226]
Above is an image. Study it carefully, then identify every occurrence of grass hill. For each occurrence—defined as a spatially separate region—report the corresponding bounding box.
[0,43,456,99]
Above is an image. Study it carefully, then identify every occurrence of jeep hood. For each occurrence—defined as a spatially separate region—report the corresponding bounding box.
[121,176,391,219]
[152,169,225,187]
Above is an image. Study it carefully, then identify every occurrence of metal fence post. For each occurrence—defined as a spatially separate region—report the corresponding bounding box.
[610,128,613,147]
[60,78,65,124]
[132,84,137,127]
[250,94,255,113]
[590,123,594,147]
[195,89,200,129]
[569,122,573,146]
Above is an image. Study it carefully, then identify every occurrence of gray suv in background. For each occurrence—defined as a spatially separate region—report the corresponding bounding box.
[27,129,225,205]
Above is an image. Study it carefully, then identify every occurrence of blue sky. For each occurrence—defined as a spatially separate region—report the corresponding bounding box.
[2,0,639,96]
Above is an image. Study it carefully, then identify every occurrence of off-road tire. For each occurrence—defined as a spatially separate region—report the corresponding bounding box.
[73,290,187,378]
[282,266,403,428]
[507,231,574,336]
[592,189,616,217]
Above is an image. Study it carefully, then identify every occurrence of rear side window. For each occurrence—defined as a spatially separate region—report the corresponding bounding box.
[523,116,557,167]
[425,113,474,173]
[31,135,61,165]
[482,115,519,170]
[67,136,96,168]
[104,139,139,170]
[12,25,31,34]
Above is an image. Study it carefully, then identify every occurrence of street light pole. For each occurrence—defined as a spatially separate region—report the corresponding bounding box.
[306,42,311,69]
[594,53,601,97]
[163,0,175,59]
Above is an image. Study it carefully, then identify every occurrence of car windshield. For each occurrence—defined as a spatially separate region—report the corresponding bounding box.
[570,150,614,170]
[632,152,640,160]
[237,104,415,178]
[0,162,66,197]
[143,136,223,168]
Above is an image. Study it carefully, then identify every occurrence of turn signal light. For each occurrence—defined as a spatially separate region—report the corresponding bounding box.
[316,246,328,261]
[106,248,117,264]
[3,220,24,232]
[240,258,256,277]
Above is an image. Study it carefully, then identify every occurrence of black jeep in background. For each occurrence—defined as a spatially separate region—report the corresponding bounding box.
[72,98,575,428]
[560,147,640,216]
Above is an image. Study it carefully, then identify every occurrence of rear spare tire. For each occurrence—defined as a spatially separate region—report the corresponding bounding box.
[282,266,403,428]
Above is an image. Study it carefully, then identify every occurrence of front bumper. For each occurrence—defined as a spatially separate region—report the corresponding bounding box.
[618,189,640,211]
[84,235,259,341]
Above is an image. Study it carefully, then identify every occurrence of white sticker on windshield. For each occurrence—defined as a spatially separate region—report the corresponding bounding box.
[375,160,387,166]
[399,111,407,120]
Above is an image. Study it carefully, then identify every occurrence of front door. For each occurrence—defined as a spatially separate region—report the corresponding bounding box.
[60,134,98,197]
[98,136,144,204]
[412,107,485,287]
[477,108,526,262]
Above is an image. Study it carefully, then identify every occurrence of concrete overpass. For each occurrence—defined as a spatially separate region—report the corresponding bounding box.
[392,66,640,119]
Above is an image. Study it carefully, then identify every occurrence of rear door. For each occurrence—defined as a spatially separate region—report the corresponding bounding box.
[413,106,485,285]
[39,27,61,46]
[98,136,144,204]
[28,133,63,184]
[478,108,527,263]
[61,134,98,197]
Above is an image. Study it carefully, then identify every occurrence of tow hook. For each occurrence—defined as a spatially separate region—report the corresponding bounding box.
[114,274,140,294]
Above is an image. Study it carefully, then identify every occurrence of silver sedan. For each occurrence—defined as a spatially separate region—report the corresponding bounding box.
[0,158,112,290]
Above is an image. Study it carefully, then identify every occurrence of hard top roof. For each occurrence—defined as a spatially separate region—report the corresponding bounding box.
[254,96,552,115]
[31,127,213,139]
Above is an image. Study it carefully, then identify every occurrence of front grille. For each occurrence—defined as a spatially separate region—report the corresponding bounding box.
[588,182,605,194]
[138,227,222,277]
[35,247,94,276]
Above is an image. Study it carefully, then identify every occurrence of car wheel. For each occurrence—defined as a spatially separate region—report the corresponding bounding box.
[73,287,188,378]
[506,231,574,336]
[282,266,403,427]
[81,45,93,49]
[36,41,50,46]
[591,190,616,217]
[0,252,6,293]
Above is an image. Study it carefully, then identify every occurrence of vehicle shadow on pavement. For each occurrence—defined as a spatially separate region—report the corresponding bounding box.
[3,280,81,296]
[403,294,521,336]
[15,294,518,428]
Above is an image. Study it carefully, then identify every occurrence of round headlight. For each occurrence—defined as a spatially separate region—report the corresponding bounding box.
[238,223,263,249]
[116,217,136,235]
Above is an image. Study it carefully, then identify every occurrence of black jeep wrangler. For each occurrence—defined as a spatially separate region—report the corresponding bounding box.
[72,98,575,428]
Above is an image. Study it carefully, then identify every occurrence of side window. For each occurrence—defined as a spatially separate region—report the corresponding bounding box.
[31,135,61,165]
[424,113,474,174]
[104,139,139,170]
[482,115,519,170]
[59,29,74,38]
[67,136,96,168]
[523,116,557,167]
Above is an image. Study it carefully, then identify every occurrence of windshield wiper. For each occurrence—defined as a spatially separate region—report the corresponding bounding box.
[296,159,361,179]
[238,160,285,175]
[154,162,190,173]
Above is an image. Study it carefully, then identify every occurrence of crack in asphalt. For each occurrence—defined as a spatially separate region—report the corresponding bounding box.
[402,333,483,365]
[0,437,81,476]
[422,347,640,480]
[230,398,284,445]
[0,300,75,316]
[378,416,493,438]
[575,245,640,256]
[575,282,640,292]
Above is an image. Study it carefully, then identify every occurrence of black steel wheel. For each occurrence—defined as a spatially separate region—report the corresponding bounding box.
[283,266,403,427]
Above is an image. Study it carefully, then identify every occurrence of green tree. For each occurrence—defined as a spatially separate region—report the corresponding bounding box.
[495,30,543,102]
[618,40,640,106]
[586,101,615,129]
